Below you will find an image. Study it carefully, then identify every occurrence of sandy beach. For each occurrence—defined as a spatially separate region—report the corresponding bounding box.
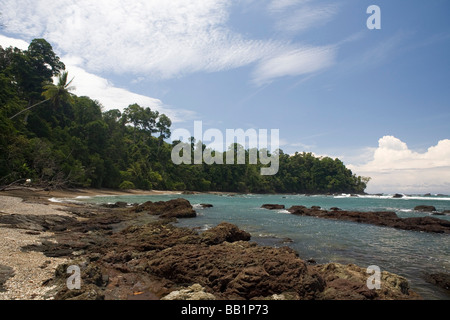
[0,195,70,299]
[0,188,178,300]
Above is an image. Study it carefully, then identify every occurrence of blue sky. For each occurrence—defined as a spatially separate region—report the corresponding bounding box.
[1,0,449,193]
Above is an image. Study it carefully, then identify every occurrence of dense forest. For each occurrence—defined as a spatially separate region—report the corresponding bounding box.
[0,39,370,194]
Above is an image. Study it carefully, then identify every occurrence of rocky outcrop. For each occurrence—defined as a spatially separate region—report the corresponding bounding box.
[414,205,437,212]
[287,206,450,234]
[261,204,285,210]
[311,263,420,300]
[200,222,251,245]
[132,198,196,219]
[17,199,421,300]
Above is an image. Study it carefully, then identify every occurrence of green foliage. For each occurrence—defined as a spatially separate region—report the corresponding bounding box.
[119,181,136,190]
[0,38,369,194]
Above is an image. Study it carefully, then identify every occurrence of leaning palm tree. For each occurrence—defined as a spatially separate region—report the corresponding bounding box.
[10,71,75,120]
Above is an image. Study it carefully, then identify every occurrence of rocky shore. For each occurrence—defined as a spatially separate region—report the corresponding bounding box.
[285,206,450,234]
[0,193,424,300]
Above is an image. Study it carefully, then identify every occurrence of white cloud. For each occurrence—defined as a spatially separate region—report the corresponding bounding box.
[267,0,311,13]
[348,136,450,194]
[0,0,336,84]
[252,45,336,85]
[267,0,338,34]
[275,4,338,33]
[0,34,28,50]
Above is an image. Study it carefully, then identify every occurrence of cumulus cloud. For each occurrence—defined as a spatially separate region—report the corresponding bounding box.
[348,136,450,194]
[0,0,336,84]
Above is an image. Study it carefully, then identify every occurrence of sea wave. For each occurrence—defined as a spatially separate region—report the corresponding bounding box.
[341,194,450,201]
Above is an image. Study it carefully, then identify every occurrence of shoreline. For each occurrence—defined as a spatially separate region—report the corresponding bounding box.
[1,188,448,300]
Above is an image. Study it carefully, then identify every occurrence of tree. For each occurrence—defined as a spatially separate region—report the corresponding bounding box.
[9,71,75,120]
[42,71,75,109]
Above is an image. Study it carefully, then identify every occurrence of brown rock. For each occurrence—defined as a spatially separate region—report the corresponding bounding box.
[312,263,420,300]
[287,206,450,234]
[133,198,196,219]
[201,222,251,245]
[261,204,285,210]
[414,205,437,212]
[424,273,450,291]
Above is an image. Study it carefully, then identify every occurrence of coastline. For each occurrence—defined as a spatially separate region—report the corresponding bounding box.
[0,188,426,300]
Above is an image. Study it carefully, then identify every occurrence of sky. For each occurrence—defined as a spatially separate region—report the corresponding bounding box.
[1,0,449,194]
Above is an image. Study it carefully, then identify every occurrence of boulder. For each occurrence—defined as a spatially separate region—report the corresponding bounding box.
[201,222,251,245]
[414,205,437,212]
[200,204,214,208]
[393,194,404,198]
[261,204,285,210]
[133,198,196,219]
[162,284,216,300]
[312,263,420,300]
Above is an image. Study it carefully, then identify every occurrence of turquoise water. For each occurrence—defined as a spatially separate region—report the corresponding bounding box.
[60,193,450,300]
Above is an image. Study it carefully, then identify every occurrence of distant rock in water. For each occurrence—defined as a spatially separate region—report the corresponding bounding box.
[287,206,450,234]
[102,201,128,209]
[132,198,196,219]
[261,204,285,210]
[392,194,404,198]
[414,205,437,212]
[200,204,214,208]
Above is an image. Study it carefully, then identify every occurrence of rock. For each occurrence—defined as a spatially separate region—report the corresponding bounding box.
[287,206,450,234]
[0,265,15,292]
[330,207,341,211]
[133,198,196,219]
[261,204,285,210]
[0,214,76,232]
[162,284,216,300]
[200,204,214,208]
[414,205,437,212]
[442,210,450,215]
[102,201,128,208]
[311,206,321,210]
[312,263,420,300]
[146,241,325,300]
[393,194,404,198]
[424,273,450,291]
[201,222,251,245]
[41,200,422,301]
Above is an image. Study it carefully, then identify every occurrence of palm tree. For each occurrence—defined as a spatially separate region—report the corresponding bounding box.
[9,71,75,120]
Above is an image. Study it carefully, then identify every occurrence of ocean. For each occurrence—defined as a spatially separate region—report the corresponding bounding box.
[57,193,450,300]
